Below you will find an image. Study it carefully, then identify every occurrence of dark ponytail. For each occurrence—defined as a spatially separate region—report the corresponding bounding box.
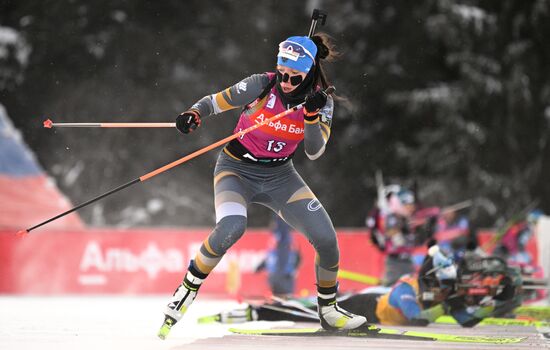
[311,33,340,90]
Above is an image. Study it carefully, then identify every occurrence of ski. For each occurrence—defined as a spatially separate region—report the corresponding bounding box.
[157,316,176,340]
[197,314,221,324]
[197,305,319,324]
[513,305,550,320]
[435,315,550,327]
[229,326,525,344]
[230,326,436,342]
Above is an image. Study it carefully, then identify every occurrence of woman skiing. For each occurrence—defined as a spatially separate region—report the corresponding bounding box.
[158,33,368,339]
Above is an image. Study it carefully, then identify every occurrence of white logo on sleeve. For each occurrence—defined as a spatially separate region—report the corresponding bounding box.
[237,81,248,93]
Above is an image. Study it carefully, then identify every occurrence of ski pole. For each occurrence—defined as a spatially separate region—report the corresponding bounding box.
[338,269,380,285]
[43,118,175,128]
[409,199,474,228]
[17,86,334,237]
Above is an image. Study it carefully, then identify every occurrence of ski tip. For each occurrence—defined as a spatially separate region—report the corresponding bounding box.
[158,316,175,340]
[157,323,170,340]
[15,230,28,238]
[43,119,53,128]
[197,314,220,324]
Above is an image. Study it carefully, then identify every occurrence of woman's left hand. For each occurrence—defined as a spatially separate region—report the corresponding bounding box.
[304,90,328,115]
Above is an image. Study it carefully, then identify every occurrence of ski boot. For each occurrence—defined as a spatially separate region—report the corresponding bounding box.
[318,302,369,330]
[317,285,368,331]
[158,265,206,339]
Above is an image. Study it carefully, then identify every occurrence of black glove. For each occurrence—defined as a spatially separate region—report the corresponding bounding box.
[303,90,328,120]
[176,110,201,134]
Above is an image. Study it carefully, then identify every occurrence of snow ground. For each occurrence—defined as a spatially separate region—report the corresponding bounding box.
[1,295,548,350]
[0,295,285,350]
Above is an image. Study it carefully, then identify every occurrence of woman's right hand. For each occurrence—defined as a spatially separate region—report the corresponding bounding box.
[176,110,201,134]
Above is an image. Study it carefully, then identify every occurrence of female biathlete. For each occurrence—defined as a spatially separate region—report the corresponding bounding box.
[158,34,368,338]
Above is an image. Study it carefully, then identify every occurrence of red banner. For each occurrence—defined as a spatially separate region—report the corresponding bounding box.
[0,228,537,296]
[0,229,383,296]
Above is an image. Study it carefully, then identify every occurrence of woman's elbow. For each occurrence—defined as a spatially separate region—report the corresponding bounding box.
[305,145,326,160]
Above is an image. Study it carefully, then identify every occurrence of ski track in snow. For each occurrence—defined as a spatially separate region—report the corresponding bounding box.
[0,296,288,350]
[0,296,548,350]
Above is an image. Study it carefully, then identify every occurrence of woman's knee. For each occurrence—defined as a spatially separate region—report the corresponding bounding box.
[210,215,247,254]
[315,234,339,266]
